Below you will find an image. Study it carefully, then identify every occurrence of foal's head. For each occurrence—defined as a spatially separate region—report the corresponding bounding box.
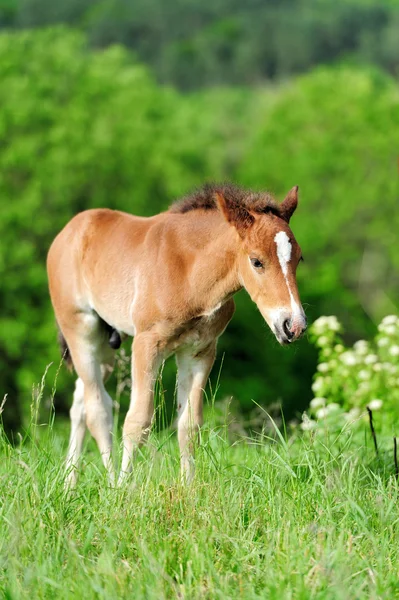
[216,186,306,345]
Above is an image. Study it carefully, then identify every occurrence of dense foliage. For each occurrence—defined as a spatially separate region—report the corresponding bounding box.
[230,65,399,420]
[0,28,233,432]
[240,65,399,327]
[1,0,399,88]
[0,27,398,435]
[299,314,399,434]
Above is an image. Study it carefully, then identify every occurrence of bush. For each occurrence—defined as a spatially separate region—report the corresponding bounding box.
[299,314,399,435]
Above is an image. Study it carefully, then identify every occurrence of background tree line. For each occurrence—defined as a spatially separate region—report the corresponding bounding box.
[0,20,397,435]
[0,0,398,89]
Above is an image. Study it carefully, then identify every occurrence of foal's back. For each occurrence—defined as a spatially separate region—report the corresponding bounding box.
[48,208,161,335]
[48,207,231,336]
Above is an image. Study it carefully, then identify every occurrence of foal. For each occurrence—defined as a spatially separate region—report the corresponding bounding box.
[47,184,306,486]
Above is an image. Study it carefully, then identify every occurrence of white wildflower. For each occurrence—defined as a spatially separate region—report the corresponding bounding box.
[313,316,328,326]
[364,354,378,365]
[301,421,317,431]
[310,397,326,409]
[312,317,327,335]
[357,381,370,393]
[354,340,368,355]
[349,407,361,418]
[373,363,383,372]
[368,399,383,411]
[328,359,338,369]
[334,344,344,353]
[323,348,332,357]
[301,413,317,431]
[358,370,371,380]
[326,403,340,413]
[389,345,399,357]
[377,337,389,348]
[382,363,397,374]
[312,378,324,393]
[344,407,361,421]
[312,315,341,334]
[317,336,329,347]
[325,316,341,332]
[317,362,329,373]
[380,325,396,336]
[340,351,357,366]
[381,315,398,326]
[316,407,329,419]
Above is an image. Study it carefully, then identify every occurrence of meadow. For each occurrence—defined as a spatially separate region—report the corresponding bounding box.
[1,13,398,598]
[1,318,399,600]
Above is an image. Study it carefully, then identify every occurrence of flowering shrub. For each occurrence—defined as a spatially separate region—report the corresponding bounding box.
[300,315,399,432]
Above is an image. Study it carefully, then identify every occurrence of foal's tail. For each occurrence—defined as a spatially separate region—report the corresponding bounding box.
[57,325,73,371]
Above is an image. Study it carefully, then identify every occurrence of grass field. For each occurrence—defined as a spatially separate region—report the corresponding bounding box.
[1,396,398,600]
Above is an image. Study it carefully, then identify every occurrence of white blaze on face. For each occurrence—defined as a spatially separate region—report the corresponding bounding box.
[274,231,302,319]
[274,231,292,276]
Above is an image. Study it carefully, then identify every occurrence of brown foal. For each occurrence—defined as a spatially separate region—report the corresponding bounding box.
[47,184,306,486]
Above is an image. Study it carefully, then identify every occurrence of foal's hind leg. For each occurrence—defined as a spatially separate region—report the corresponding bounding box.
[176,341,216,483]
[65,377,86,488]
[65,356,115,488]
[60,312,116,486]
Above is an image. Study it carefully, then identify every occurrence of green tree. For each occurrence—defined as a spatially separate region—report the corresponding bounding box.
[1,28,398,434]
[2,0,398,88]
[0,28,235,433]
[234,66,399,414]
[212,66,399,420]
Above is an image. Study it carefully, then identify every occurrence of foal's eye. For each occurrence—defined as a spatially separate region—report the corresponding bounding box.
[250,257,264,270]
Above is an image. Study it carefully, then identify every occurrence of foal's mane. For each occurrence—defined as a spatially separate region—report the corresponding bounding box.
[169,183,282,217]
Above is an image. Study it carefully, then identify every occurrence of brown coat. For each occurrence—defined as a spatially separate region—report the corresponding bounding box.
[47,184,306,486]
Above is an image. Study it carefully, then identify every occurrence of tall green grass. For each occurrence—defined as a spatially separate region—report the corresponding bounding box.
[1,382,398,599]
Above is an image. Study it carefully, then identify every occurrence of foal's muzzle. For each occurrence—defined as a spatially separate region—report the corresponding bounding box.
[274,313,307,345]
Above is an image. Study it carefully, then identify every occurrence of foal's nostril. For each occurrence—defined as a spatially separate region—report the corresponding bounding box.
[283,319,294,340]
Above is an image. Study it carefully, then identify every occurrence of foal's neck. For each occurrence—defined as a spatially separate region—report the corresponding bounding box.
[175,211,242,313]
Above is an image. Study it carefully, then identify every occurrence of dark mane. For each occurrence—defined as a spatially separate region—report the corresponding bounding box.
[169,183,281,217]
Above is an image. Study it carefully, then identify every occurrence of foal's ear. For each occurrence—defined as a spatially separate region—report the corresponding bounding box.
[215,191,255,237]
[280,186,299,223]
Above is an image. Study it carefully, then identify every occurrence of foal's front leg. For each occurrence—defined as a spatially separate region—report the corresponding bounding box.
[176,341,216,483]
[118,334,161,484]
